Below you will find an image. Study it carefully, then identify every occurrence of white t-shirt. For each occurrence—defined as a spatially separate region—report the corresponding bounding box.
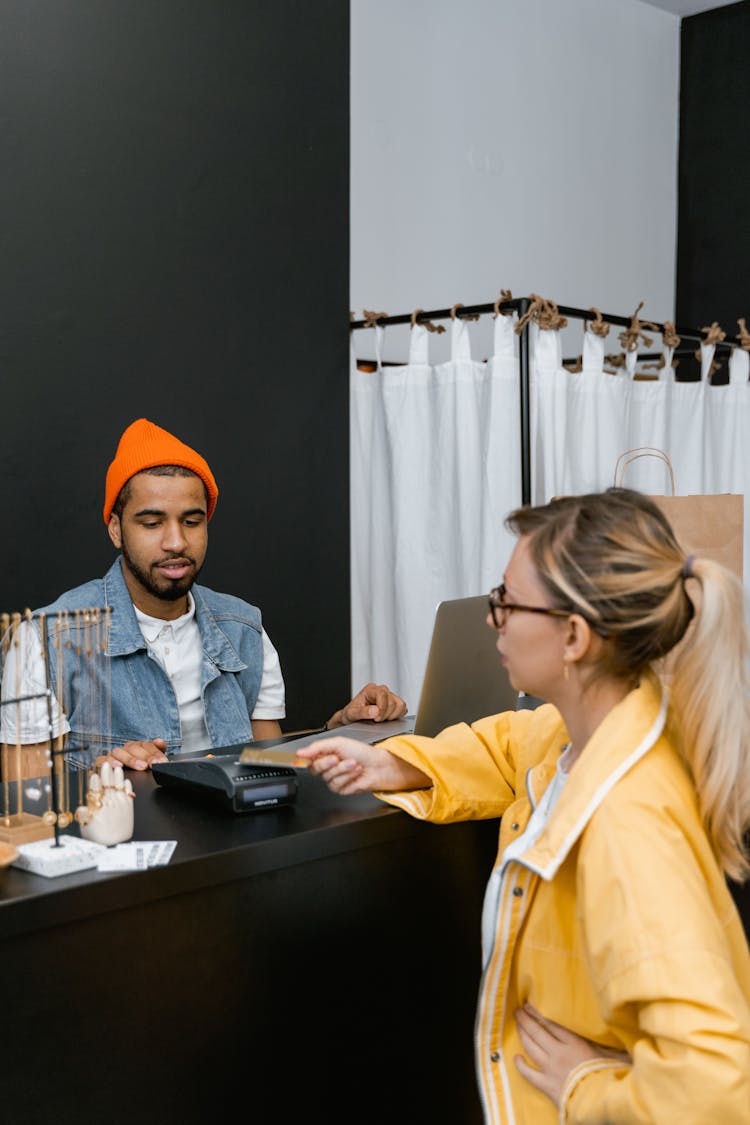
[0,595,285,754]
[135,595,285,753]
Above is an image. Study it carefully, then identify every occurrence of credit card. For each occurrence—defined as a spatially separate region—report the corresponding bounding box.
[238,746,309,769]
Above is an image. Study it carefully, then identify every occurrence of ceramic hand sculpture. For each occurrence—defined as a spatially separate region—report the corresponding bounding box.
[77,758,135,846]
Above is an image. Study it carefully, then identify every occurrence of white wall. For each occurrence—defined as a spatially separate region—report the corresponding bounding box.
[350,0,680,364]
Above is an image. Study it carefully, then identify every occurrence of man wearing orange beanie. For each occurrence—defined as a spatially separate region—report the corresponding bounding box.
[1,418,406,768]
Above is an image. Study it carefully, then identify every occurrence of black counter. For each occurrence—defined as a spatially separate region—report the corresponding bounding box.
[1,757,499,1125]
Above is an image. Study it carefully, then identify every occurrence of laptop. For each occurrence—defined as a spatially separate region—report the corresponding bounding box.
[240,594,519,762]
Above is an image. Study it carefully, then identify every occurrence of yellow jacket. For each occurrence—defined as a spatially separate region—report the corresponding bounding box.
[378,675,750,1124]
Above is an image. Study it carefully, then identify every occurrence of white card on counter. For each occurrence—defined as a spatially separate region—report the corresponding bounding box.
[144,839,177,865]
[96,839,177,871]
[97,843,147,871]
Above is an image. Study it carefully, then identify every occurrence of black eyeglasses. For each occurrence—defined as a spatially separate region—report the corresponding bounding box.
[488,583,573,631]
[488,583,610,637]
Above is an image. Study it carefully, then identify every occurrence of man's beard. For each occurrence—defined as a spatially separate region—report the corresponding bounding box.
[121,538,203,602]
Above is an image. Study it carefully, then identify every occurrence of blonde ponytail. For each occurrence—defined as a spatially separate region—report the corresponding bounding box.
[669,558,750,881]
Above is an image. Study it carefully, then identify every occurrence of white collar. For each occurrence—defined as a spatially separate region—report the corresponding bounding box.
[134,592,197,643]
[558,741,574,775]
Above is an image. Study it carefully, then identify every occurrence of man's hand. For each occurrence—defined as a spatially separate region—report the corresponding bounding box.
[326,682,408,730]
[94,738,169,772]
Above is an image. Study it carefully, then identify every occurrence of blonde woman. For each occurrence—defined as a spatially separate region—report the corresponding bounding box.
[299,488,750,1124]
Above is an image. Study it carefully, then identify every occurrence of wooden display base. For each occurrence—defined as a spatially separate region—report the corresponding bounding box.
[0,745,51,783]
[0,812,54,845]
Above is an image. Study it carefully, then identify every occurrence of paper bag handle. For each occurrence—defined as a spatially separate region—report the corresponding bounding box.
[614,446,676,496]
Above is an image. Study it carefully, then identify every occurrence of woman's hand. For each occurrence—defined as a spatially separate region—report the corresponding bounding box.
[514,1003,631,1106]
[297,736,430,795]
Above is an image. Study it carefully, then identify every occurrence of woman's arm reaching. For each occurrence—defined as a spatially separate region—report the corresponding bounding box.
[296,735,431,795]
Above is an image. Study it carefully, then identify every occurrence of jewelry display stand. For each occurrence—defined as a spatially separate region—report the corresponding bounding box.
[0,607,115,876]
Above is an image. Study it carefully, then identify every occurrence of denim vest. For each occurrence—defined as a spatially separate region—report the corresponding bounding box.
[39,558,264,759]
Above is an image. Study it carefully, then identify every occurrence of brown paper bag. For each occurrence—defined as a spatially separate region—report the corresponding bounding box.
[614,447,744,579]
[614,448,744,681]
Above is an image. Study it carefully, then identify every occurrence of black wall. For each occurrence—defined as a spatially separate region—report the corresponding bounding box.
[676,1,750,334]
[676,0,750,932]
[0,1,350,731]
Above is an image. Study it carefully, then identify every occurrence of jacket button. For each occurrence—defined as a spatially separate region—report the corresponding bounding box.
[490,1051,500,1063]
[513,886,523,897]
[511,822,519,830]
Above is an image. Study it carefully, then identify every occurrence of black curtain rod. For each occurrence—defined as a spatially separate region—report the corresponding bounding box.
[350,297,744,348]
[356,350,704,368]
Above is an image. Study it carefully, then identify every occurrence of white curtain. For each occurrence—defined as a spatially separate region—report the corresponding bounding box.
[351,317,750,711]
[350,313,521,708]
[530,324,750,532]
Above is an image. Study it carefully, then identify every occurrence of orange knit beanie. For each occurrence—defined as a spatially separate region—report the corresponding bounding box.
[103,418,219,524]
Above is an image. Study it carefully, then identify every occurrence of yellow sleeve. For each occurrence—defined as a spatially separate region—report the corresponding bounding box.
[373,706,543,824]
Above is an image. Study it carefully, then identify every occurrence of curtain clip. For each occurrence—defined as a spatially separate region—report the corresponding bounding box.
[451,302,480,322]
[494,289,513,317]
[411,308,444,333]
[362,309,388,329]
